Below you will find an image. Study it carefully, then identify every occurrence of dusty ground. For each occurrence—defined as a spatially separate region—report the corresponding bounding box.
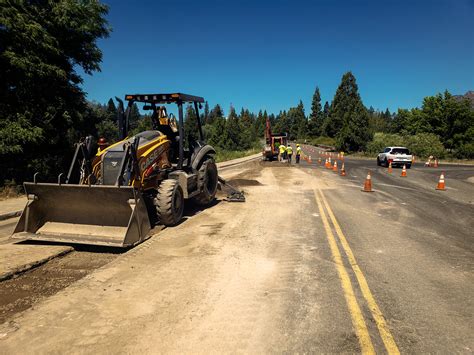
[0,156,472,353]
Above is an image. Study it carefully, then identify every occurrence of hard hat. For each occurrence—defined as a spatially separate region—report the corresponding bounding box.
[296,144,300,147]
[98,137,108,146]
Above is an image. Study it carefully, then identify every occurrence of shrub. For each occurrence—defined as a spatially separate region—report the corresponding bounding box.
[306,136,336,147]
[365,133,404,155]
[404,133,445,158]
[453,142,474,159]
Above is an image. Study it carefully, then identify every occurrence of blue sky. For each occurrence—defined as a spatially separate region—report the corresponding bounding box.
[82,0,474,115]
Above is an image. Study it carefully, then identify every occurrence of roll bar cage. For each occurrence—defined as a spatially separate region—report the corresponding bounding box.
[116,93,205,170]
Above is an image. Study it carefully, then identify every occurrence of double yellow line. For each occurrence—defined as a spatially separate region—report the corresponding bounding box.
[314,189,400,354]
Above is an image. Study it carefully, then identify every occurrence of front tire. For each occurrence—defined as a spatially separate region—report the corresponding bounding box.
[194,157,218,206]
[377,157,381,166]
[155,179,184,226]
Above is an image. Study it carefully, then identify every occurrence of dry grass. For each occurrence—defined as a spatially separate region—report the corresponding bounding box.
[215,148,261,163]
[0,185,23,201]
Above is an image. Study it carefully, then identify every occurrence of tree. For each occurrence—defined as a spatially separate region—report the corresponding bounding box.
[287,100,306,140]
[225,105,241,150]
[254,110,266,138]
[184,104,199,144]
[207,104,224,125]
[329,72,371,151]
[390,90,474,158]
[0,1,111,184]
[308,87,323,137]
[203,101,210,124]
[106,98,117,120]
[240,108,256,148]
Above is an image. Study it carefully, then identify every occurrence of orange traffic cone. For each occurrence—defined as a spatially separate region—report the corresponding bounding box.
[340,162,346,176]
[388,161,393,173]
[324,158,328,168]
[333,160,338,172]
[362,171,373,192]
[327,157,332,169]
[434,159,439,168]
[318,157,322,164]
[308,155,312,163]
[401,164,407,177]
[436,172,446,190]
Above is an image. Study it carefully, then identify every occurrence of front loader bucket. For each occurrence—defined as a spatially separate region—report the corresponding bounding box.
[11,183,152,248]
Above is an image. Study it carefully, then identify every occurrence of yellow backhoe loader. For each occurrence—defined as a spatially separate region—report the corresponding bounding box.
[11,93,242,247]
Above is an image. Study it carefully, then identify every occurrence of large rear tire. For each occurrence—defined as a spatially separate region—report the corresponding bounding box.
[193,157,218,206]
[155,179,184,226]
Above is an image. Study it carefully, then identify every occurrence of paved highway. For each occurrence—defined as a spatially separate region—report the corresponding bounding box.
[0,151,473,353]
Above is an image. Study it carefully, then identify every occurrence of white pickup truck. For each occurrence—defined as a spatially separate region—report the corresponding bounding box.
[377,146,412,168]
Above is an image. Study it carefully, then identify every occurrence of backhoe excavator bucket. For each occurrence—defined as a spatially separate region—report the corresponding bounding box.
[11,183,152,248]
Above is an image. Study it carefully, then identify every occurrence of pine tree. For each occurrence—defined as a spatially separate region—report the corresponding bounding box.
[128,103,141,131]
[184,104,199,144]
[308,87,322,137]
[203,101,210,124]
[207,104,224,125]
[287,101,306,140]
[106,98,117,121]
[225,105,241,150]
[254,110,266,138]
[323,101,330,120]
[331,72,372,151]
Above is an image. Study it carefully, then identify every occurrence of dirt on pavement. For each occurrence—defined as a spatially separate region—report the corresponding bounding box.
[0,248,118,325]
[0,158,472,353]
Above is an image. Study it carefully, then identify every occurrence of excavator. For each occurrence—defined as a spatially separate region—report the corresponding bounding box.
[11,93,244,248]
[262,117,288,161]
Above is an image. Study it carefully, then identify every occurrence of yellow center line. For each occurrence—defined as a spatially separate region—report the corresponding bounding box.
[314,190,376,355]
[319,189,400,355]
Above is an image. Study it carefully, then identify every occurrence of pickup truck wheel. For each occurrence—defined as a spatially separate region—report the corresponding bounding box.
[407,164,411,169]
[377,157,381,166]
[384,159,389,167]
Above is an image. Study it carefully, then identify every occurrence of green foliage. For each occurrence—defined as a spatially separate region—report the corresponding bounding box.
[184,104,199,144]
[0,0,110,184]
[365,132,446,158]
[325,72,371,151]
[306,136,336,147]
[389,91,474,158]
[366,133,405,154]
[215,147,261,163]
[308,87,323,137]
[368,107,391,134]
[0,115,43,154]
[404,133,446,158]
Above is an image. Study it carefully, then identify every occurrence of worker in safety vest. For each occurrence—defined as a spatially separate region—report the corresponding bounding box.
[279,144,286,162]
[286,144,293,164]
[295,144,302,164]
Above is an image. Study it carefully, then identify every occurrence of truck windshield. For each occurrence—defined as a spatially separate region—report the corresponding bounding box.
[391,148,410,155]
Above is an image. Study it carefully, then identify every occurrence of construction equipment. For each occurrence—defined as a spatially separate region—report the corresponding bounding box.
[262,117,288,161]
[218,177,245,202]
[12,93,233,247]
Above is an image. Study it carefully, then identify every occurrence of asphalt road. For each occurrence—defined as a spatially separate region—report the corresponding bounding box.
[0,151,473,353]
[301,145,474,353]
